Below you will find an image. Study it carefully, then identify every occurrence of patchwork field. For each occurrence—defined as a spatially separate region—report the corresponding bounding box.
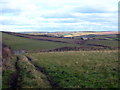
[2,32,119,51]
[2,33,78,51]
[2,31,119,89]
[26,31,118,38]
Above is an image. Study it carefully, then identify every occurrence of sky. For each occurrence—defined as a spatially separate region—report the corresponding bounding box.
[0,0,119,32]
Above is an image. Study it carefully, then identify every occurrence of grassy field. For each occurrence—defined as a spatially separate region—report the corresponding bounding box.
[8,32,83,44]
[2,32,119,88]
[26,50,119,88]
[2,33,78,51]
[84,39,118,48]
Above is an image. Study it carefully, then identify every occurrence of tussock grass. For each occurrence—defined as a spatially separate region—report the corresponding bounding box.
[26,50,119,88]
[18,55,51,88]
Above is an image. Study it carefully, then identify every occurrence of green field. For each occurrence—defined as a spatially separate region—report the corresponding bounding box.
[26,50,119,88]
[92,34,119,40]
[2,32,119,88]
[2,33,77,51]
[84,39,118,48]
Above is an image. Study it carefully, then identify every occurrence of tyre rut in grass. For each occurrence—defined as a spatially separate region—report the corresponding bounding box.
[17,55,51,88]
[10,56,21,89]
[26,56,60,88]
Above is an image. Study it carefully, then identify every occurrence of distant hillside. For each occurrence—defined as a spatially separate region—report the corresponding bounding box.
[23,31,119,38]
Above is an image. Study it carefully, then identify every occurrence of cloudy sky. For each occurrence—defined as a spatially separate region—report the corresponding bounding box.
[0,0,119,32]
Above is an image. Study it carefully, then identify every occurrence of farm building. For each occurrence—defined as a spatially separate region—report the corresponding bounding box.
[81,37,88,40]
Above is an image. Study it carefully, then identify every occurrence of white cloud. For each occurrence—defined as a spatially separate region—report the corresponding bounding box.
[0,0,119,32]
